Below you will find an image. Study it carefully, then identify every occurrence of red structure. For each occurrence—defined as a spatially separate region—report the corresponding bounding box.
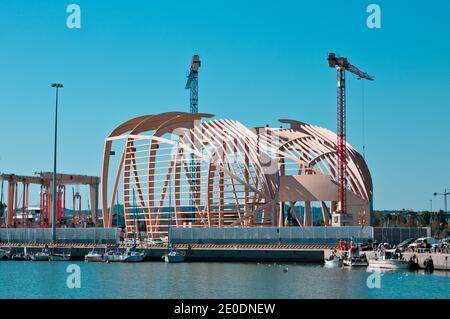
[328,53,374,224]
[0,172,100,228]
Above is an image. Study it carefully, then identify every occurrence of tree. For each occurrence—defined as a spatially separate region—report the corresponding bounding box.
[372,211,382,226]
[419,211,431,227]
[436,210,447,231]
[384,213,392,227]
[406,211,417,227]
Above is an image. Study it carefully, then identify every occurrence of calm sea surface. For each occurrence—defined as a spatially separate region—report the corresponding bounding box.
[0,261,449,299]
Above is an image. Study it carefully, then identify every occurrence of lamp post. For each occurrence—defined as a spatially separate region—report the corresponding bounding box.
[51,83,63,243]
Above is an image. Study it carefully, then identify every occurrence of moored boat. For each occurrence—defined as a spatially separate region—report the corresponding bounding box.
[103,249,124,262]
[368,249,410,270]
[343,255,369,267]
[84,249,103,262]
[324,253,342,267]
[11,247,31,261]
[163,247,185,263]
[31,250,50,261]
[121,247,144,263]
[342,242,368,267]
[50,252,71,261]
[11,253,31,261]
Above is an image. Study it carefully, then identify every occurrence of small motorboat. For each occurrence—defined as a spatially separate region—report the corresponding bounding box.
[50,252,71,261]
[31,249,51,261]
[324,253,342,267]
[11,253,31,261]
[84,249,103,262]
[163,246,185,263]
[11,247,31,261]
[121,247,144,263]
[103,249,124,263]
[368,249,410,270]
[342,242,368,267]
[343,254,369,267]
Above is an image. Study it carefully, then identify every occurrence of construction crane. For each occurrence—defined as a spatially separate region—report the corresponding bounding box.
[185,55,201,114]
[185,55,201,216]
[328,52,374,221]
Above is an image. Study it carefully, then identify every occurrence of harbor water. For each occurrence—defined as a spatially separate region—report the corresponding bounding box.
[0,261,449,299]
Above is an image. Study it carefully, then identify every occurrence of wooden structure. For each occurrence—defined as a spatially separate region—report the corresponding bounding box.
[102,112,372,239]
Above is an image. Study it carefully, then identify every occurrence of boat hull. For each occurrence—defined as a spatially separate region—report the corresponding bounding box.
[368,260,411,270]
[103,255,124,262]
[85,255,103,262]
[11,255,30,261]
[324,259,342,267]
[343,259,368,267]
[31,255,50,261]
[50,254,71,261]
[122,255,144,263]
[164,255,185,263]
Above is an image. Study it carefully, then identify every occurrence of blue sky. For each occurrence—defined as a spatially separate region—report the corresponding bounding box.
[0,0,449,211]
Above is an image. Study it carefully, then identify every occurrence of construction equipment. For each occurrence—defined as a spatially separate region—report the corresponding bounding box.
[72,187,83,225]
[185,55,201,114]
[0,172,100,228]
[328,53,374,220]
[433,189,449,214]
[185,55,201,216]
[0,180,6,219]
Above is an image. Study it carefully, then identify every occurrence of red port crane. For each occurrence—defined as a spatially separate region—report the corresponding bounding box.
[328,53,374,222]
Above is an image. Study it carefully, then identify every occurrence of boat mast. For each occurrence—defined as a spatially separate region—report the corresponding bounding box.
[168,174,172,246]
[132,188,138,249]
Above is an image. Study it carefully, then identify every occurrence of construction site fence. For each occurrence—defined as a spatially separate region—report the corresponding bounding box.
[170,226,374,245]
[373,227,430,245]
[0,228,121,244]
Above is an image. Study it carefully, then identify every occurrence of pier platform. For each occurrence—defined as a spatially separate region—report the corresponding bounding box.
[0,243,332,262]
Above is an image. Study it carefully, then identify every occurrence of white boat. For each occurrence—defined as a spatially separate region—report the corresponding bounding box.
[31,250,50,261]
[342,244,368,267]
[84,249,103,262]
[50,252,71,261]
[162,184,185,263]
[343,255,369,267]
[324,253,342,267]
[121,247,144,263]
[120,190,145,263]
[163,247,185,263]
[103,250,124,262]
[368,250,411,270]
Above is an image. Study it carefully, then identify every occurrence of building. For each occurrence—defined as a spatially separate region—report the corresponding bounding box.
[102,112,372,238]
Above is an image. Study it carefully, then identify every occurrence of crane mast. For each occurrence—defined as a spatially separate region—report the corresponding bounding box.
[185,55,201,114]
[185,55,201,215]
[328,53,374,224]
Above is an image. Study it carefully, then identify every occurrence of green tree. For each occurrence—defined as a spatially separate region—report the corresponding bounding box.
[436,210,447,231]
[419,211,431,227]
[384,213,392,227]
[372,211,382,226]
[406,211,417,227]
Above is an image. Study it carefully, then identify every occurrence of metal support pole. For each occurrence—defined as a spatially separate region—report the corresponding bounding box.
[51,83,63,242]
[337,67,347,215]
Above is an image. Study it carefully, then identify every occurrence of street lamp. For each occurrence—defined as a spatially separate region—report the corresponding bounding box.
[51,83,63,243]
[433,189,449,214]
